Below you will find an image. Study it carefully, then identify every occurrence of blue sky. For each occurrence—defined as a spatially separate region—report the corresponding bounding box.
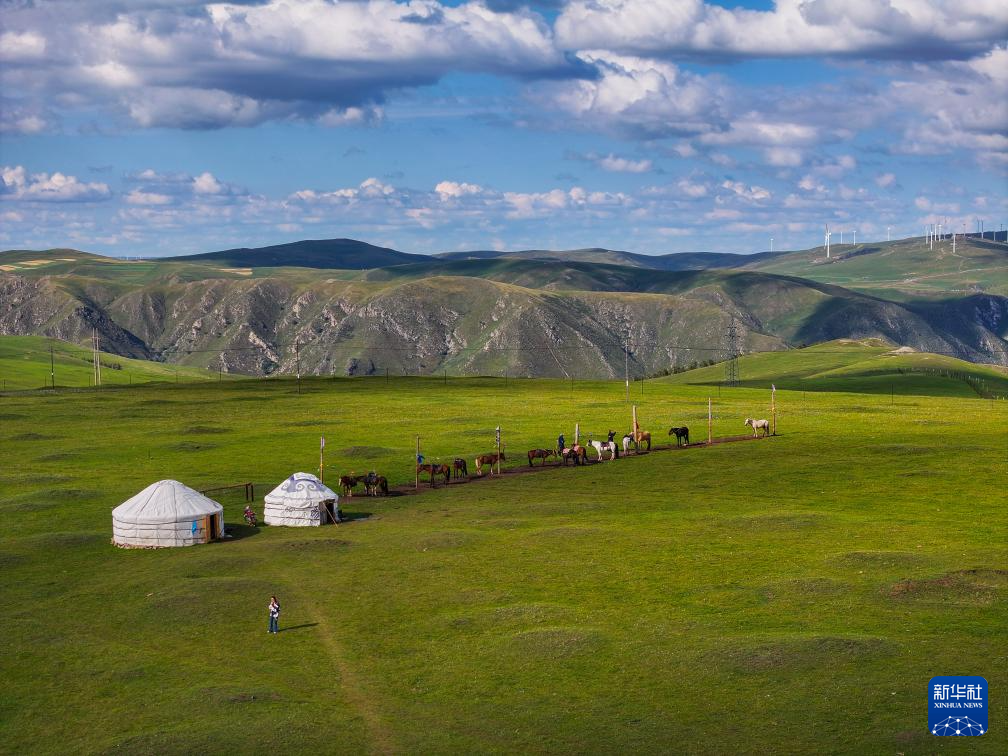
[1,0,1006,257]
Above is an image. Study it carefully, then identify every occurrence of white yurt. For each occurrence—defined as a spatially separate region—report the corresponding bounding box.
[264,472,340,526]
[112,480,224,548]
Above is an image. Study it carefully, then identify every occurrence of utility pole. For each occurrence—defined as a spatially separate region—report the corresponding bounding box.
[50,342,55,390]
[624,332,630,403]
[296,339,301,395]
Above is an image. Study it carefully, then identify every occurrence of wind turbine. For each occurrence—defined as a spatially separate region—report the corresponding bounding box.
[887,226,891,242]
[825,224,831,258]
[770,236,774,254]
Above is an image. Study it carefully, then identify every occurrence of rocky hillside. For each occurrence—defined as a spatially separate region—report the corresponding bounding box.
[1,243,1006,377]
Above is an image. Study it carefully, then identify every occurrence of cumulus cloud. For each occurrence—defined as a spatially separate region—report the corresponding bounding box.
[1,0,566,130]
[569,151,654,173]
[555,0,1008,61]
[1,165,111,202]
[528,51,728,139]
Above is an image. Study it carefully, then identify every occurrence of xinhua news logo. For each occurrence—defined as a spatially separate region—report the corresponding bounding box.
[929,676,987,736]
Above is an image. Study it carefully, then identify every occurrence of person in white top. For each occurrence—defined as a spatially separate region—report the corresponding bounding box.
[268,596,280,634]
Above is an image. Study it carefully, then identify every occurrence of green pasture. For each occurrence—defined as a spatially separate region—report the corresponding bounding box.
[662,339,1008,399]
[1,362,1006,753]
[0,336,234,391]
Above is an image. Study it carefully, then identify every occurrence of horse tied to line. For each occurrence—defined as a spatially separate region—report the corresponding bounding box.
[621,434,636,455]
[338,474,364,497]
[364,475,389,496]
[589,439,618,461]
[561,445,588,466]
[474,451,505,476]
[527,448,556,466]
[668,426,690,446]
[452,457,468,479]
[417,462,451,487]
[745,418,770,437]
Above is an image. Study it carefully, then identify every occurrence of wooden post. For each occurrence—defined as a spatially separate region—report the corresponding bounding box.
[707,397,712,445]
[771,384,776,436]
[575,422,580,446]
[496,425,501,476]
[415,435,420,490]
[319,435,325,483]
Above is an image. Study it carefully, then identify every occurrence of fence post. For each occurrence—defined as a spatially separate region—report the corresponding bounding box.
[708,397,712,445]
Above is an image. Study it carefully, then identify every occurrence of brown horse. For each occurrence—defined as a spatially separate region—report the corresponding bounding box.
[417,463,451,487]
[474,451,505,476]
[634,429,652,451]
[561,445,587,466]
[338,474,363,497]
[452,457,468,479]
[527,448,556,466]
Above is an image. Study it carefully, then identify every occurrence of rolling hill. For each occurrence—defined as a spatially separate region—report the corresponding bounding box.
[2,236,1007,378]
[659,338,1008,397]
[173,238,433,269]
[0,335,227,391]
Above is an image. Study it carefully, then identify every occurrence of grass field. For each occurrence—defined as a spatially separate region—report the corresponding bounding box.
[662,339,1008,399]
[1,350,1006,753]
[0,336,231,391]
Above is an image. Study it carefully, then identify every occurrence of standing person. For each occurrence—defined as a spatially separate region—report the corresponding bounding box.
[268,595,280,635]
[557,433,565,453]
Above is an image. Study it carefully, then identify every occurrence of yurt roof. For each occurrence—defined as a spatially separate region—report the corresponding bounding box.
[264,472,338,506]
[112,480,223,525]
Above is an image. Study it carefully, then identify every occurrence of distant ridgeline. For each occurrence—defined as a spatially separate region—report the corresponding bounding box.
[1,235,1005,377]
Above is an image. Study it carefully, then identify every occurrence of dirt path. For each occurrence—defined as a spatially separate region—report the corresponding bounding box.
[285,574,398,754]
[380,432,770,498]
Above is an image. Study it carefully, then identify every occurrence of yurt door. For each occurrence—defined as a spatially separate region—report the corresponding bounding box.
[207,515,219,540]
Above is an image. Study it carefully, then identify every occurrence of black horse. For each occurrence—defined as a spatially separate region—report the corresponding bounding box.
[668,426,690,446]
[452,457,468,479]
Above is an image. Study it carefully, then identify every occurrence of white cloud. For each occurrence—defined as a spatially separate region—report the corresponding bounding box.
[528,51,727,139]
[875,172,897,188]
[764,147,803,167]
[125,190,172,206]
[1,0,564,130]
[595,154,653,173]
[555,0,1008,61]
[435,181,486,199]
[1,165,111,202]
[721,179,771,202]
[193,172,223,195]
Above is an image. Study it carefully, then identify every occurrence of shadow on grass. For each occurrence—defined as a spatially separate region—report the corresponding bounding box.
[339,511,374,522]
[223,523,261,541]
[279,623,318,633]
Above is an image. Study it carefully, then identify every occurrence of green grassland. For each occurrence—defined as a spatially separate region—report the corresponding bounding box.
[662,338,1008,398]
[747,236,1008,299]
[0,336,230,390]
[1,345,1006,753]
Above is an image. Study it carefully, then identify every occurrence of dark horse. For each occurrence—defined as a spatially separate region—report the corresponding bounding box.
[452,457,468,479]
[338,474,364,497]
[417,463,451,488]
[365,475,389,496]
[561,445,587,466]
[668,426,690,446]
[528,448,556,466]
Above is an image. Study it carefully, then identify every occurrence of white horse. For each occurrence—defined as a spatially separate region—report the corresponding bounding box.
[589,440,618,461]
[745,418,770,437]
[621,434,636,455]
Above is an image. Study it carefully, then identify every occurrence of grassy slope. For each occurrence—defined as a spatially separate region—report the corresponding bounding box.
[747,236,1008,298]
[0,336,231,390]
[0,371,1005,754]
[659,338,1008,397]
